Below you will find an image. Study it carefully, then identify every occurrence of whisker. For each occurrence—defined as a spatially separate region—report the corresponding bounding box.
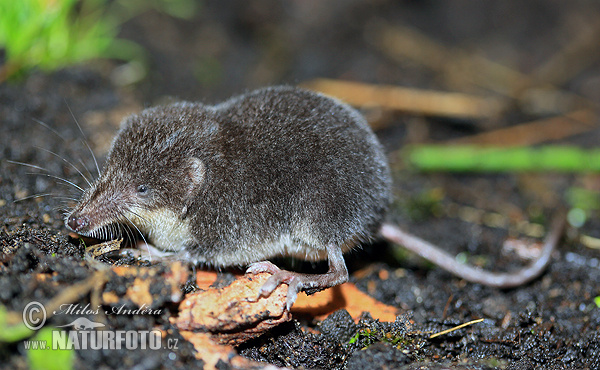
[13,193,53,202]
[113,223,121,241]
[121,223,130,244]
[51,204,72,215]
[24,171,84,192]
[125,224,135,247]
[113,223,120,240]
[32,117,98,182]
[77,157,97,183]
[125,207,151,224]
[120,211,151,262]
[35,146,92,187]
[32,118,67,142]
[54,196,79,202]
[8,160,85,193]
[7,160,49,172]
[66,102,101,177]
[127,223,136,243]
[13,193,77,203]
[107,224,113,240]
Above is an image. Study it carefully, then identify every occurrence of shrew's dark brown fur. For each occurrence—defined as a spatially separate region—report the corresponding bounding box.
[66,86,565,309]
[66,86,390,308]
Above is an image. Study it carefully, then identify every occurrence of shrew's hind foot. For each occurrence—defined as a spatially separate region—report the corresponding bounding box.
[246,244,349,310]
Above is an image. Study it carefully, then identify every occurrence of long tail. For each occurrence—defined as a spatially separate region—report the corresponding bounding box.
[380,208,567,288]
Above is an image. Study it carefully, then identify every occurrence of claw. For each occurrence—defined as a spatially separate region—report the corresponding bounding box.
[245,245,348,310]
[285,278,302,311]
[259,273,282,297]
[247,262,299,307]
[255,270,301,310]
[246,261,281,275]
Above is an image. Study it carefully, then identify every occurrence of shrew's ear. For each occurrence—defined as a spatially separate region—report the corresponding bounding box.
[188,157,206,188]
[182,157,205,217]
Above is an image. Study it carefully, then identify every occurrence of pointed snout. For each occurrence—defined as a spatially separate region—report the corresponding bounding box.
[66,214,90,232]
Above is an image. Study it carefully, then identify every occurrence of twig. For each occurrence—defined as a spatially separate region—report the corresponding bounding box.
[365,21,529,95]
[7,270,108,326]
[445,109,598,147]
[441,294,453,320]
[532,20,600,87]
[429,318,484,339]
[302,78,504,120]
[366,21,593,114]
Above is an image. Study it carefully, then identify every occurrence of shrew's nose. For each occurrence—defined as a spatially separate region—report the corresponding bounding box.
[67,214,89,232]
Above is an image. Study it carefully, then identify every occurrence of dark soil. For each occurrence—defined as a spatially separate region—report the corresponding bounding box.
[2,1,600,369]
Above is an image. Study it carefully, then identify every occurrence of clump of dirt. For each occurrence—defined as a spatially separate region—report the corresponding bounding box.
[239,320,348,369]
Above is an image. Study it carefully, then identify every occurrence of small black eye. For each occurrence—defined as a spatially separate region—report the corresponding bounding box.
[137,185,149,194]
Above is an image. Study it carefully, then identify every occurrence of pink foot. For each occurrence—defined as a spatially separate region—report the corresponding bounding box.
[246,245,349,310]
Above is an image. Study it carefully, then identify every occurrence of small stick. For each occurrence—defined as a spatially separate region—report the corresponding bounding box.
[366,21,529,95]
[441,294,453,320]
[532,21,600,87]
[429,318,485,339]
[445,110,597,147]
[7,270,108,326]
[367,22,593,113]
[302,78,504,120]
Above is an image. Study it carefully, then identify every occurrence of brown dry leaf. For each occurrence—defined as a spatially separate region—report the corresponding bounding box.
[179,331,271,369]
[175,273,291,345]
[85,239,122,258]
[195,270,219,290]
[291,282,398,322]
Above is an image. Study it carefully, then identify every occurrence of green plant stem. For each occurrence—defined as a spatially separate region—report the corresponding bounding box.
[407,145,600,173]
